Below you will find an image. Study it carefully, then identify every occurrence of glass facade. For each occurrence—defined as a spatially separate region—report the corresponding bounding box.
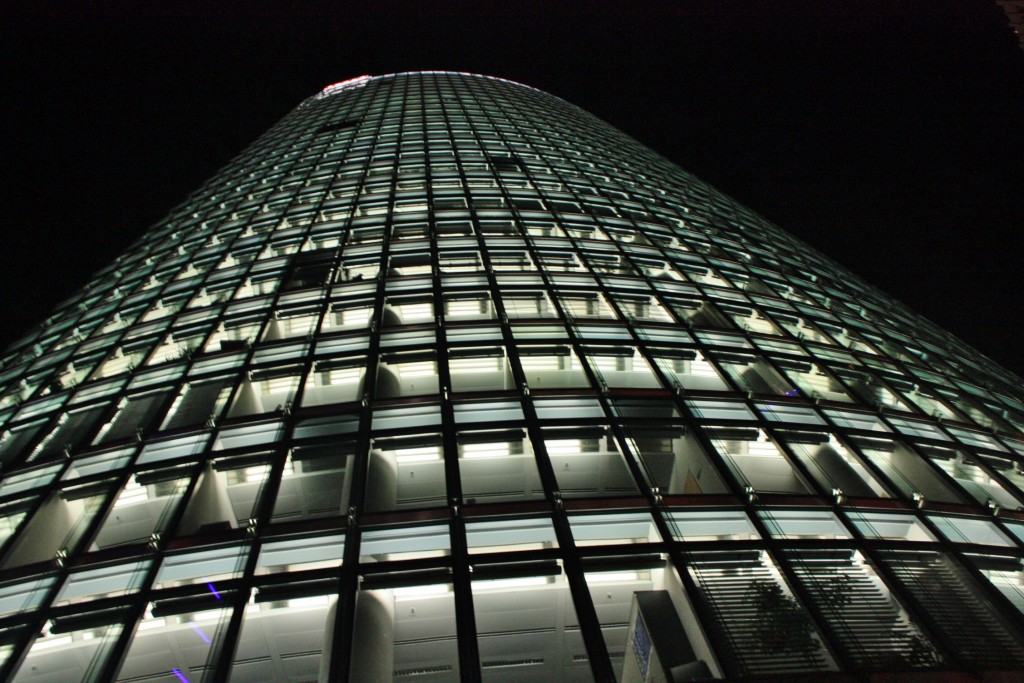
[0,71,1022,681]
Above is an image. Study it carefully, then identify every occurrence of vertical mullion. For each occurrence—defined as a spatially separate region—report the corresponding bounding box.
[427,76,482,683]
[324,76,397,683]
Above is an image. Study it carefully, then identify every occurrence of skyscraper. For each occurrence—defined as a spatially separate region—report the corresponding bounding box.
[0,70,1023,681]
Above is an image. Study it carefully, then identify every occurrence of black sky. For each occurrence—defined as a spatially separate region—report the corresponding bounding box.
[2,1,1023,376]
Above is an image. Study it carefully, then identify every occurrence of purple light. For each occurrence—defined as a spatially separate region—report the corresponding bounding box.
[189,623,211,644]
[172,668,191,683]
[205,581,222,600]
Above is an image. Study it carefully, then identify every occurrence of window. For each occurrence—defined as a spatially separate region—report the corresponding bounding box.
[621,422,729,495]
[271,444,353,523]
[543,427,640,498]
[449,348,513,393]
[91,466,190,549]
[582,347,661,389]
[302,359,366,407]
[707,427,813,495]
[778,430,891,499]
[665,509,759,541]
[161,378,234,430]
[851,437,965,505]
[3,479,113,568]
[93,390,170,444]
[518,346,589,390]
[227,369,301,417]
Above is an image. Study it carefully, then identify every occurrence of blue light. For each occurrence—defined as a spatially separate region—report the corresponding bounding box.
[189,623,211,645]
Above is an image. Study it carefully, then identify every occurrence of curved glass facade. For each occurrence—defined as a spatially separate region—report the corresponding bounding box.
[0,71,1022,681]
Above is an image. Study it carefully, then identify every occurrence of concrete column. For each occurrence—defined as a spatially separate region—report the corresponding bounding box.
[176,463,235,535]
[3,494,82,567]
[349,590,394,682]
[365,449,397,513]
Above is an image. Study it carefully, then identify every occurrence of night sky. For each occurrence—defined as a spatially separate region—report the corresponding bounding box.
[3,2,1023,376]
